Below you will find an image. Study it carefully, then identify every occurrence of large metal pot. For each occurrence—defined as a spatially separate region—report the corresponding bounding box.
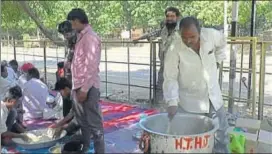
[139,113,218,153]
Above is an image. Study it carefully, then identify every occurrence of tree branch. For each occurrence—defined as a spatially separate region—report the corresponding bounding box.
[18,1,65,46]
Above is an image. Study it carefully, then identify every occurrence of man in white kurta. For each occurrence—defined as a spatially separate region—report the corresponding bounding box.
[6,66,18,84]
[163,17,229,153]
[22,67,62,120]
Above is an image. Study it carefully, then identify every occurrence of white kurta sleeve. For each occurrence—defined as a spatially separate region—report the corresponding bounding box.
[0,105,8,134]
[163,39,180,107]
[212,29,227,63]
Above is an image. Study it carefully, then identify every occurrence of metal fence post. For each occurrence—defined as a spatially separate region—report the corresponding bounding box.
[105,43,108,98]
[13,39,16,60]
[229,1,239,113]
[248,0,257,105]
[127,43,131,102]
[56,47,59,63]
[149,41,153,103]
[152,42,157,104]
[228,43,237,113]
[251,37,257,118]
[258,42,266,120]
[238,44,244,100]
[43,41,47,83]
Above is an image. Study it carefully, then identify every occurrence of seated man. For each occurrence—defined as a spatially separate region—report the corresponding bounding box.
[49,78,74,128]
[1,64,25,131]
[0,64,14,99]
[1,86,28,146]
[6,60,19,83]
[54,78,72,117]
[1,60,8,67]
[22,67,49,120]
[17,62,34,88]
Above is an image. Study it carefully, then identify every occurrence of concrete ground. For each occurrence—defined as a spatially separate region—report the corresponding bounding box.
[1,42,272,119]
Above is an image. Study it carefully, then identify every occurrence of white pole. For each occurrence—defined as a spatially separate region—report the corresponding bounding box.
[228,0,239,113]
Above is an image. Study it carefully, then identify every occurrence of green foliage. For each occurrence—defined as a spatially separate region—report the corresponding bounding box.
[1,1,272,36]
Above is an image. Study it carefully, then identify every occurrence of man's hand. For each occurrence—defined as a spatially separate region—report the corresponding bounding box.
[76,89,88,103]
[53,127,63,139]
[167,106,178,120]
[48,126,64,139]
[48,123,58,128]
[20,134,30,142]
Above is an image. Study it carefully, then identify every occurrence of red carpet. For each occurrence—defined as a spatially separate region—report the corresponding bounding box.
[23,100,158,133]
[5,100,158,153]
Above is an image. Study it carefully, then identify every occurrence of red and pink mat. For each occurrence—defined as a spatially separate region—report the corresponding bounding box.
[4,100,158,153]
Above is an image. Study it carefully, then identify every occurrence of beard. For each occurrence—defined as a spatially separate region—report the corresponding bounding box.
[65,31,77,49]
[165,22,177,30]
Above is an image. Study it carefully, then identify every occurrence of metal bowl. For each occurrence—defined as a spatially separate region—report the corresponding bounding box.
[47,94,55,103]
[46,94,57,109]
[12,128,67,150]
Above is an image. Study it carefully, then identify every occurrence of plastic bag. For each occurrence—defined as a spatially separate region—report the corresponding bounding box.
[229,133,246,153]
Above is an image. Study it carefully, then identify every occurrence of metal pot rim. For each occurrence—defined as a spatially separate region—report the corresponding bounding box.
[139,113,219,137]
[12,129,67,147]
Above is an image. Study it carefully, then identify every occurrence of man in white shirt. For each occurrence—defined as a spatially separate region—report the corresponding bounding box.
[0,65,14,100]
[6,60,19,83]
[0,77,12,101]
[22,67,49,120]
[17,62,34,88]
[1,86,28,146]
[163,17,229,153]
[1,64,25,131]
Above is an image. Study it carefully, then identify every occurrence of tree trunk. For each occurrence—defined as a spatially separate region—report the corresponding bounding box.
[18,1,65,46]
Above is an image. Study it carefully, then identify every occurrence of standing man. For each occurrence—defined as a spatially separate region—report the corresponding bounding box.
[66,8,104,153]
[134,7,181,103]
[163,16,229,153]
[58,20,77,82]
